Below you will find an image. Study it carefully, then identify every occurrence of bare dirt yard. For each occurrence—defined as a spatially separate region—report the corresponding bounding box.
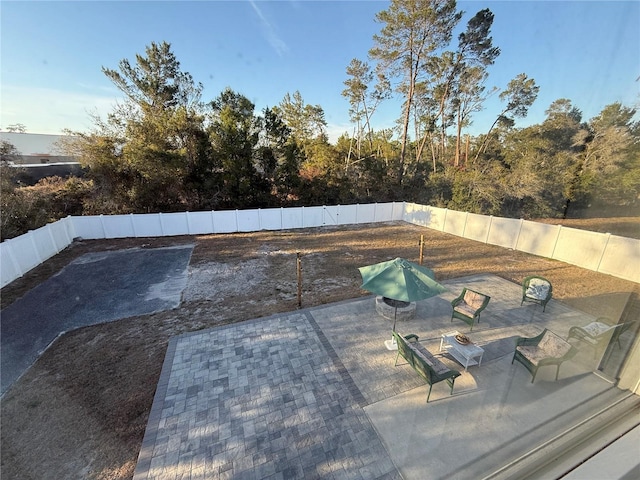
[1,218,639,480]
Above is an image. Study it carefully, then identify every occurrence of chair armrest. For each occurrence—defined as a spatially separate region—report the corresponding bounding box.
[451,293,465,308]
[568,326,591,342]
[404,333,419,342]
[475,296,490,314]
[516,329,547,347]
[438,369,462,381]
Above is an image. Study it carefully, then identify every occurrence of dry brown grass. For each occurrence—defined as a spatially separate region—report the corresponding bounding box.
[1,218,638,480]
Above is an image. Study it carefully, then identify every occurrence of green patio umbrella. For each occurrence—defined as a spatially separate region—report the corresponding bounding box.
[359,257,447,348]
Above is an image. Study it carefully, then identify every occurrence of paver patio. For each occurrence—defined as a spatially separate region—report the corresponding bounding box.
[133,274,634,480]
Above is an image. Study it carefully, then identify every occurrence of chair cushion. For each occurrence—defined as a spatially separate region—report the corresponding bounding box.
[581,321,615,338]
[517,346,546,366]
[454,303,477,317]
[526,278,550,300]
[517,331,571,366]
[463,290,487,310]
[538,331,571,356]
[410,343,451,376]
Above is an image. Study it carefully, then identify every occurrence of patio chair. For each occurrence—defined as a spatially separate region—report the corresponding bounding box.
[512,329,577,383]
[521,276,552,312]
[567,318,635,357]
[450,288,490,331]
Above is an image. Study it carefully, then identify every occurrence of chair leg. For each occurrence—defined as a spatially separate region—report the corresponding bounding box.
[426,384,433,403]
[555,365,560,381]
[394,352,400,366]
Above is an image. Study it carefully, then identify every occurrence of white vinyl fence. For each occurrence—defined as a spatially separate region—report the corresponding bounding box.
[2,202,638,288]
[403,203,639,284]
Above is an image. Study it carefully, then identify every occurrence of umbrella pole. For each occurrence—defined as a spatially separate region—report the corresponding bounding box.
[392,306,398,332]
[385,306,399,351]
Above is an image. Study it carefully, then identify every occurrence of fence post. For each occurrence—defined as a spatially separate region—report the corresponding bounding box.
[63,216,74,244]
[514,219,524,250]
[45,223,60,253]
[211,209,217,234]
[301,206,305,229]
[596,232,612,273]
[130,213,138,238]
[461,212,469,239]
[420,203,425,225]
[551,225,562,259]
[99,214,107,239]
[59,218,73,248]
[5,238,24,278]
[28,230,43,263]
[485,216,493,244]
[158,212,165,236]
[442,208,448,232]
[185,212,192,235]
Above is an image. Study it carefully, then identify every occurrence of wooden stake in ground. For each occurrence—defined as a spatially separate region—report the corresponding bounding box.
[419,235,425,265]
[297,252,302,308]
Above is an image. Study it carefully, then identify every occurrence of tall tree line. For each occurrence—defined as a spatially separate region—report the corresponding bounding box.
[2,2,638,240]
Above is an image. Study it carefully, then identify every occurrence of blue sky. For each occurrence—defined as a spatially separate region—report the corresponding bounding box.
[1,1,638,142]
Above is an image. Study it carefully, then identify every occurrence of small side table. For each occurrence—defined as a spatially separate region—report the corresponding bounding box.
[440,331,484,371]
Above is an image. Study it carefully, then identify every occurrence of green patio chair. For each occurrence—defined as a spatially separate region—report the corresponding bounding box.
[512,329,577,383]
[521,276,552,312]
[450,288,490,331]
[567,318,637,357]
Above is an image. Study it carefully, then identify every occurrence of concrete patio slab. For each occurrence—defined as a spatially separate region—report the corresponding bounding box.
[0,245,193,396]
[133,274,634,480]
